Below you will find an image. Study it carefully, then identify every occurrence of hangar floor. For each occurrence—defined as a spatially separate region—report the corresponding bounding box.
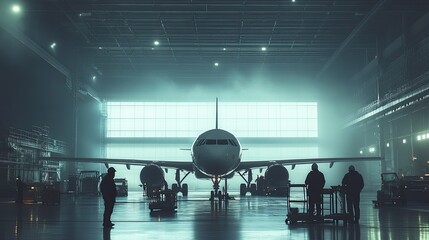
[1,190,429,240]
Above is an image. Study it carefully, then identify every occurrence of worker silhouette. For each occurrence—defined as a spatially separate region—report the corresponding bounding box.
[100,167,117,228]
[305,163,325,220]
[342,165,364,224]
[15,176,26,204]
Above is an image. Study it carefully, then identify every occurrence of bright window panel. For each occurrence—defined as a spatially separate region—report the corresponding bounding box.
[105,102,318,138]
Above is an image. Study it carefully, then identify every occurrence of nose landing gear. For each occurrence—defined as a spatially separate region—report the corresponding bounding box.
[210,176,232,202]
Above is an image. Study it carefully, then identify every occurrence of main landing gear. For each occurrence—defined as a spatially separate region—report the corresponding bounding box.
[172,169,191,197]
[238,169,257,196]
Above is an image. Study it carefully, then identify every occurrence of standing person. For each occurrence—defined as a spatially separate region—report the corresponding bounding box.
[15,176,26,204]
[342,165,364,224]
[305,163,325,220]
[100,167,117,228]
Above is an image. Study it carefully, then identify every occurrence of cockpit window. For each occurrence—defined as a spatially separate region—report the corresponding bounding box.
[228,139,237,146]
[206,139,217,145]
[197,139,238,146]
[196,139,205,146]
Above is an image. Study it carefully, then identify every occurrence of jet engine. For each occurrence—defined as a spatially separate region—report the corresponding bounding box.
[140,164,165,197]
[264,164,289,196]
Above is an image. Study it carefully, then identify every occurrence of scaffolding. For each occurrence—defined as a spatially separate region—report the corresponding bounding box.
[2,126,68,184]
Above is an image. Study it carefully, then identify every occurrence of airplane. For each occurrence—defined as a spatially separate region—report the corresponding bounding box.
[36,98,381,200]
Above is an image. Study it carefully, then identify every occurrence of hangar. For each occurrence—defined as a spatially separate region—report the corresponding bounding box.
[1,0,429,239]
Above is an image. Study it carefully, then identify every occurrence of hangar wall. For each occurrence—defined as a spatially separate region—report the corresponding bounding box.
[343,12,429,176]
[0,28,103,185]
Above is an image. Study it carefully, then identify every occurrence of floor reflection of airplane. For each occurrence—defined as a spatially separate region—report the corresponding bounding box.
[37,98,381,200]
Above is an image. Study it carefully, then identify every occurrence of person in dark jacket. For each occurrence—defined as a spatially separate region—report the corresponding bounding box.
[16,176,26,204]
[305,163,325,220]
[342,165,364,224]
[100,167,117,228]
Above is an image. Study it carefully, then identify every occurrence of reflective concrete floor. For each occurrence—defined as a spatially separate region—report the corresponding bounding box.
[1,190,429,240]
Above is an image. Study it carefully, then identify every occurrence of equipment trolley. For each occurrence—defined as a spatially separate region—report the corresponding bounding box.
[285,184,311,224]
[149,189,177,212]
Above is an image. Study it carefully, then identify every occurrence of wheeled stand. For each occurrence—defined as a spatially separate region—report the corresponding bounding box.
[285,184,349,225]
[285,184,311,224]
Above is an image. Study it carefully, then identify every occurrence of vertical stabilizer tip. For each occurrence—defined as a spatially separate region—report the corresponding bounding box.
[216,98,218,129]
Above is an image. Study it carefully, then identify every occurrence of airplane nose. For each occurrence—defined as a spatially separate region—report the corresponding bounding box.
[196,147,238,176]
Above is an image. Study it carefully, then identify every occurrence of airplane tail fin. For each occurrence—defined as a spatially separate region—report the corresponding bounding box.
[215,97,218,129]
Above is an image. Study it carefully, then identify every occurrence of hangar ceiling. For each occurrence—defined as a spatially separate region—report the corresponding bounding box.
[2,0,428,97]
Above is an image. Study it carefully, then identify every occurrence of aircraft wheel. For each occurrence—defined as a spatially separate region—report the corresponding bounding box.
[240,184,246,196]
[182,183,188,197]
[250,183,257,195]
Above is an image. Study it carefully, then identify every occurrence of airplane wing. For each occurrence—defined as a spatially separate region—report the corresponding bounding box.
[37,157,194,172]
[4,156,381,174]
[236,156,382,171]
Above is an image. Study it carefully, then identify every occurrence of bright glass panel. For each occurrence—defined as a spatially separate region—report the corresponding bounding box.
[105,102,318,138]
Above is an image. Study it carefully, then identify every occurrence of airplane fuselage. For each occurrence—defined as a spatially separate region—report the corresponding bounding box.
[191,129,242,178]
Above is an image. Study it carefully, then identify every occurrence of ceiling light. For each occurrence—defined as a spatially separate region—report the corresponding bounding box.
[50,43,56,49]
[154,41,159,46]
[92,76,97,81]
[98,47,103,50]
[292,0,296,2]
[214,62,219,67]
[12,4,21,13]
[223,48,226,51]
[78,12,91,17]
[261,47,266,51]
[403,139,407,144]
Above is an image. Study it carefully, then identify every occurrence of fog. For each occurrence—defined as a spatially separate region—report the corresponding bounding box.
[87,67,376,193]
[100,67,320,102]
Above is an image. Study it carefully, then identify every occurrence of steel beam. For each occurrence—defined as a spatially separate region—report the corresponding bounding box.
[316,0,390,80]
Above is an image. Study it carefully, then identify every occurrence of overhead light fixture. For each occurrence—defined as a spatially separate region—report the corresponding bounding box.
[214,62,219,67]
[50,42,56,49]
[92,76,97,81]
[98,46,103,50]
[223,48,226,51]
[154,41,160,46]
[261,47,267,51]
[403,139,407,144]
[386,142,390,147]
[11,4,21,13]
[78,12,91,17]
[292,0,296,2]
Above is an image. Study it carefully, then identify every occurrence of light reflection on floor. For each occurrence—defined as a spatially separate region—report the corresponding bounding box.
[1,191,429,240]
